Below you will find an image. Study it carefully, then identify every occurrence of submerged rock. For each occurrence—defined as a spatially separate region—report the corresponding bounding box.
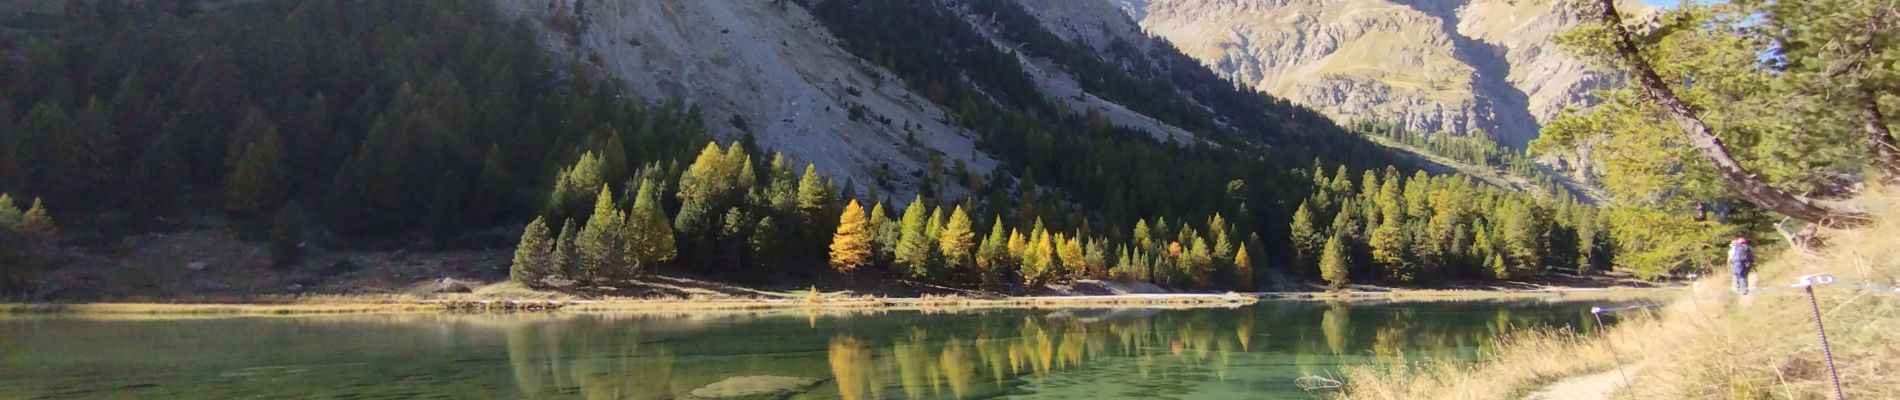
[684,375,822,400]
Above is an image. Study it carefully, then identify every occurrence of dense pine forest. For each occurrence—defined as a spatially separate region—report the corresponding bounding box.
[1352,119,1577,199]
[1,0,1615,297]
[0,0,707,236]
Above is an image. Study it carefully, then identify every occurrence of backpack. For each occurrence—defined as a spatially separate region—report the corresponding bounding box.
[1732,243,1753,264]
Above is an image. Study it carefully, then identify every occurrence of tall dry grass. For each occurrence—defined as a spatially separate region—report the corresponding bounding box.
[1339,192,1900,399]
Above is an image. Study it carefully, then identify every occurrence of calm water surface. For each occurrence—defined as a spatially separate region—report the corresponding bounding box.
[0,300,1613,399]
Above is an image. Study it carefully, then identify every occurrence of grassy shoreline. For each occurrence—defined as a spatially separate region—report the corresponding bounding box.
[1335,194,1900,400]
[0,286,1678,317]
[1255,286,1676,302]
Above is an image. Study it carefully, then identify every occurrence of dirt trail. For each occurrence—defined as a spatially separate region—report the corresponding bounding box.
[1525,365,1639,400]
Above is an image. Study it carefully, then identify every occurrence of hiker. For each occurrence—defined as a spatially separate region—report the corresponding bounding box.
[1728,237,1753,295]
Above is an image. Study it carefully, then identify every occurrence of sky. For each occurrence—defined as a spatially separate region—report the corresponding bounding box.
[1643,0,1680,7]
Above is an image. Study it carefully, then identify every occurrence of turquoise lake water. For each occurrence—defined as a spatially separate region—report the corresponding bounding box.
[0,300,1613,399]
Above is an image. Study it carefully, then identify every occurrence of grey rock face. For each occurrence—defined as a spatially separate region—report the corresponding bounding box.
[1096,0,1644,147]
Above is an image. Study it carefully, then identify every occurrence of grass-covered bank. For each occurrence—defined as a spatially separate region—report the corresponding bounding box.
[1335,194,1900,400]
[1257,286,1673,303]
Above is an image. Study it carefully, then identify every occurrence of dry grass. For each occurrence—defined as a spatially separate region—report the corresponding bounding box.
[1265,287,1674,303]
[1338,307,1675,400]
[1337,192,1900,400]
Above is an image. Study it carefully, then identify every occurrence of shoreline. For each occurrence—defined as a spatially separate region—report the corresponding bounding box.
[1254,285,1680,301]
[0,286,1679,317]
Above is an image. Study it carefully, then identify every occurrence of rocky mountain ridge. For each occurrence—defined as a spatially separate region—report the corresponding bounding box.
[493,0,994,199]
[491,0,1592,197]
[1110,0,1645,146]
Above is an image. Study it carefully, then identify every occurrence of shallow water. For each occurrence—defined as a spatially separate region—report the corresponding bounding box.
[0,300,1611,399]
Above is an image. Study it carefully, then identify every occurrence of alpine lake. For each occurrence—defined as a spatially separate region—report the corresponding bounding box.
[0,299,1625,399]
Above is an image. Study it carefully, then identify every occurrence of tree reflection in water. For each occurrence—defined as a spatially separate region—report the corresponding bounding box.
[492,301,1601,399]
[831,335,882,400]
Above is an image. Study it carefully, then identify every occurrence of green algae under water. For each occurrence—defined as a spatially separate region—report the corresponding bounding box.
[0,300,1620,399]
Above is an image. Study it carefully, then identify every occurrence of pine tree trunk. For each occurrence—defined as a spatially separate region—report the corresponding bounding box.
[1861,89,1900,183]
[1591,0,1871,228]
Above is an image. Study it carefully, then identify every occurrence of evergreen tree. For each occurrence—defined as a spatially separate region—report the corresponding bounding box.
[675,143,740,257]
[2,104,97,204]
[748,216,780,270]
[553,219,579,280]
[1403,170,1431,220]
[574,186,628,281]
[1021,228,1055,287]
[1359,170,1382,218]
[923,206,946,265]
[1332,197,1364,247]
[1542,0,1885,227]
[511,216,555,285]
[425,171,469,237]
[1496,201,1547,279]
[829,200,874,275]
[1084,238,1109,279]
[1006,228,1028,267]
[1058,233,1086,280]
[469,145,516,222]
[0,194,21,231]
[1574,208,1602,272]
[18,198,53,236]
[1320,233,1350,288]
[976,217,1008,286]
[1473,223,1498,268]
[1419,185,1462,277]
[796,163,830,249]
[1112,245,1134,280]
[895,196,932,279]
[1208,214,1235,276]
[1015,168,1038,226]
[938,205,975,274]
[717,206,752,251]
[599,129,632,186]
[1183,236,1212,287]
[767,154,798,217]
[868,201,896,266]
[1370,215,1410,281]
[1132,218,1154,251]
[1310,165,1334,209]
[1487,253,1508,281]
[547,151,605,221]
[1330,166,1354,197]
[1151,217,1170,244]
[1369,174,1411,281]
[625,179,675,274]
[1289,200,1322,271]
[1233,243,1254,290]
[224,124,289,217]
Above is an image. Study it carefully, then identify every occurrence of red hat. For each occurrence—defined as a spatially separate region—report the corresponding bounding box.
[1732,237,1748,244]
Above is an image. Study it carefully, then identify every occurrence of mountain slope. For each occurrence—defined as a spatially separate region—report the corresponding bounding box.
[492,0,1379,197]
[492,0,996,198]
[0,0,1614,299]
[1114,0,1646,147]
